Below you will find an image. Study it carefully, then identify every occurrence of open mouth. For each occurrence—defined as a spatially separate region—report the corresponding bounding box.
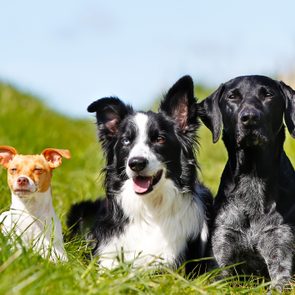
[132,170,163,195]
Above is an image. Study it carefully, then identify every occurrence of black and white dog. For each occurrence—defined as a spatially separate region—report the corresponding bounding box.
[199,75,295,290]
[68,76,212,273]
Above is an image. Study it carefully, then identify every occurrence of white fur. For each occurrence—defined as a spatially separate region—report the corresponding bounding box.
[98,112,208,269]
[0,188,67,262]
[99,177,206,268]
[12,175,37,193]
[126,113,161,178]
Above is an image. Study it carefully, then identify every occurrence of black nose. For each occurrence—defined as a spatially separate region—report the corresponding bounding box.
[240,109,260,127]
[128,157,148,172]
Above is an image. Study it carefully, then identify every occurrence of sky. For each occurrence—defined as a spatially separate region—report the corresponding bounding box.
[1,0,295,117]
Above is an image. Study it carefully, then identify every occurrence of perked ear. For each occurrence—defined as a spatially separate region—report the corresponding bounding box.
[159,75,198,131]
[42,148,71,169]
[0,146,18,168]
[87,97,133,145]
[198,84,224,143]
[279,81,295,138]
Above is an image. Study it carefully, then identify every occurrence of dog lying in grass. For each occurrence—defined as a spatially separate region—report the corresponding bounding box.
[68,76,212,274]
[0,146,70,262]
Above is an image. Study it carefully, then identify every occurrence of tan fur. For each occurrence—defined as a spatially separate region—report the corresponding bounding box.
[0,146,71,262]
[7,155,52,193]
[0,147,71,194]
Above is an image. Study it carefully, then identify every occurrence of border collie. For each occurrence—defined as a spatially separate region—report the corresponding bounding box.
[68,76,212,274]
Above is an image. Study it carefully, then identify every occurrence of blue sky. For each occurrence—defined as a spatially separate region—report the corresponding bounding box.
[1,0,295,117]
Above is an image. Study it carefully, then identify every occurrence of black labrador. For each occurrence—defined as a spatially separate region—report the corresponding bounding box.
[199,75,295,291]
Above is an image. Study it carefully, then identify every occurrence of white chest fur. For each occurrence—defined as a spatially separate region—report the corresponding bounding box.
[98,180,208,269]
[0,189,67,262]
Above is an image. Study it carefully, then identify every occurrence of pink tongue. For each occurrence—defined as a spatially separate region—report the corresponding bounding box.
[133,176,152,194]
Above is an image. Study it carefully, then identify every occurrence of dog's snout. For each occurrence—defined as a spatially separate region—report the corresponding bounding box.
[17,177,29,186]
[128,157,148,172]
[240,109,260,127]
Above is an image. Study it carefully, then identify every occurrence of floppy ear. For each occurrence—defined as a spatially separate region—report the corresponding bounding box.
[0,146,18,168]
[159,75,198,132]
[198,84,224,143]
[42,148,71,169]
[88,97,133,146]
[279,81,295,138]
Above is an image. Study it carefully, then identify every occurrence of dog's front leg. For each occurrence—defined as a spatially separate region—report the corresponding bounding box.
[257,224,293,292]
[212,226,242,278]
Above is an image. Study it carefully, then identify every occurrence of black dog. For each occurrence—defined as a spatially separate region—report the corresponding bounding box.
[68,76,212,274]
[199,75,295,290]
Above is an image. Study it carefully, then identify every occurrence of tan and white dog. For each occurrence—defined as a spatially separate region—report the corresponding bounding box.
[0,146,70,262]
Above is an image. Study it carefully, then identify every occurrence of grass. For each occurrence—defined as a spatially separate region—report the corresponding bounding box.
[0,82,294,294]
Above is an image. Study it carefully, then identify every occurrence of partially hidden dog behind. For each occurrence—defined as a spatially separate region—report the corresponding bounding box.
[199,75,295,291]
[67,76,212,274]
[0,146,71,262]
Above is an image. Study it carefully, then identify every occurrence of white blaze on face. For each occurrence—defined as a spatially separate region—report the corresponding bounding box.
[126,113,164,194]
[126,113,160,176]
[128,113,149,159]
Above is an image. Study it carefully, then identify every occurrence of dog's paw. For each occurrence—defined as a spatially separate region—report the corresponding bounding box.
[269,276,291,294]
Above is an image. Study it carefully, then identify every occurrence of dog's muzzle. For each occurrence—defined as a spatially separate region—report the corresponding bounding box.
[13,176,37,196]
[237,108,268,147]
[239,108,261,128]
[128,157,148,172]
[128,157,163,195]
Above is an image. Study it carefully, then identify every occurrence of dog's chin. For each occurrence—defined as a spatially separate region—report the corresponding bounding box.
[131,170,163,196]
[13,188,36,198]
[237,129,268,148]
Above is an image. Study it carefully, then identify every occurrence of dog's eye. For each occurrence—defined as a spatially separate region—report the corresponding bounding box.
[34,168,43,174]
[265,91,273,98]
[9,168,17,174]
[260,88,274,99]
[227,93,237,100]
[121,138,131,146]
[155,135,166,144]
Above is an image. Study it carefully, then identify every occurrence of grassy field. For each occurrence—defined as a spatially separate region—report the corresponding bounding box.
[0,82,294,294]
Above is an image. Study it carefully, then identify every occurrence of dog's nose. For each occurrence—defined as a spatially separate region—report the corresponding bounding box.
[128,157,148,172]
[17,177,29,186]
[240,110,260,127]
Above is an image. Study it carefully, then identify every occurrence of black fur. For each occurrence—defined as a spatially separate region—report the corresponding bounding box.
[68,76,212,274]
[199,75,295,291]
[67,199,107,238]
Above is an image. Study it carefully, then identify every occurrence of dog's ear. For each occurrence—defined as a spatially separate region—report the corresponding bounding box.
[198,84,224,143]
[0,146,18,168]
[88,97,133,142]
[42,148,71,169]
[159,75,198,131]
[279,81,295,138]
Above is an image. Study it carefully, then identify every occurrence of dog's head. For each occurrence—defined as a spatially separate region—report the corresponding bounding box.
[0,146,71,197]
[199,75,295,148]
[88,76,199,197]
